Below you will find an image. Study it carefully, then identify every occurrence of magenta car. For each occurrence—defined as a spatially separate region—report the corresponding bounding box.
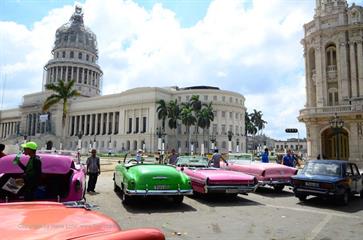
[0,153,86,202]
[222,153,298,192]
[176,156,258,196]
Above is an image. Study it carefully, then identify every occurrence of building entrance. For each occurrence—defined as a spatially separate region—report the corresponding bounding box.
[321,128,349,160]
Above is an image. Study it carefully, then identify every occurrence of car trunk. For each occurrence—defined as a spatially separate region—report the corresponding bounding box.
[0,171,73,202]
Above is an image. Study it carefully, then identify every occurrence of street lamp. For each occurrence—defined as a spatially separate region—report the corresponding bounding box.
[329,113,344,160]
[93,135,96,149]
[210,134,216,152]
[227,130,233,153]
[236,139,240,153]
[77,131,83,163]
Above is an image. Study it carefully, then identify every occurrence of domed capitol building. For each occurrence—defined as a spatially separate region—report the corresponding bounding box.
[299,0,363,166]
[0,7,247,154]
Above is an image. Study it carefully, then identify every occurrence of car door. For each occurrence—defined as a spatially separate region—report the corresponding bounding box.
[351,164,362,193]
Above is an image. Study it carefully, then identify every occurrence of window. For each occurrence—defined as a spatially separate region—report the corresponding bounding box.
[114,112,119,134]
[222,96,225,102]
[221,125,226,135]
[86,54,89,61]
[229,97,232,103]
[222,141,227,148]
[178,96,181,102]
[222,111,226,118]
[142,117,147,133]
[135,117,139,133]
[235,113,239,119]
[235,98,238,103]
[62,51,65,58]
[128,118,132,134]
[229,112,233,119]
[229,125,233,132]
[328,88,338,106]
[56,52,59,58]
[91,56,94,62]
[235,126,239,135]
[212,124,217,134]
[326,45,336,66]
[213,96,217,101]
[204,95,208,101]
[186,95,190,101]
[78,52,82,60]
[213,111,217,118]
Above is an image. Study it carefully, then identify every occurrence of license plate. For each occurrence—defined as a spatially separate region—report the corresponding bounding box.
[154,185,170,190]
[226,189,239,193]
[305,182,319,187]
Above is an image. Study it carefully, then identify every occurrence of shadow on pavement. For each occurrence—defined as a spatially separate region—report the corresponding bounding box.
[115,192,197,214]
[188,193,262,207]
[253,186,295,198]
[296,195,363,213]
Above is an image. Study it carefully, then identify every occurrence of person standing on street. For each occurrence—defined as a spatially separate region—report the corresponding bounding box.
[282,149,295,167]
[14,141,42,201]
[0,144,6,158]
[86,149,100,193]
[168,149,178,165]
[261,148,269,163]
[209,148,228,168]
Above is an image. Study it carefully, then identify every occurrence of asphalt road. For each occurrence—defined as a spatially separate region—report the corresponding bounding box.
[84,170,363,240]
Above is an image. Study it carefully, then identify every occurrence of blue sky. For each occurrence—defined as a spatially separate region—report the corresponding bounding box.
[1,0,362,140]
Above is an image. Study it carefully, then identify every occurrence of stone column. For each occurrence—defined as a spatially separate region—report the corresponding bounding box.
[350,42,358,98]
[0,123,3,138]
[89,114,93,135]
[83,114,87,135]
[315,46,324,107]
[358,41,363,97]
[339,42,350,101]
[119,109,124,134]
[348,122,360,162]
[112,112,116,135]
[95,113,99,135]
[76,67,80,83]
[105,112,110,135]
[100,113,104,135]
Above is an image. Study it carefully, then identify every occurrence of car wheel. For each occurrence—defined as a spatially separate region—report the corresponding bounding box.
[113,181,120,192]
[273,185,284,192]
[172,195,184,204]
[121,186,132,205]
[360,190,363,198]
[297,194,307,201]
[339,191,349,206]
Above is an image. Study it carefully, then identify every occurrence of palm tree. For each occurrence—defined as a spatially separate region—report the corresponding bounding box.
[250,109,267,135]
[190,95,202,146]
[42,79,80,131]
[156,99,168,131]
[167,99,180,149]
[197,102,214,150]
[180,103,196,154]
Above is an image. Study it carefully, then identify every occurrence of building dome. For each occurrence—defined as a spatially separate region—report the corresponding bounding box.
[44,6,103,98]
[53,6,98,55]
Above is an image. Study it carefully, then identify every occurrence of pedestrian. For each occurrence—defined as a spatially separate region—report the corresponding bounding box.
[282,149,295,167]
[261,148,269,163]
[0,144,6,158]
[135,149,143,163]
[168,149,178,165]
[317,154,321,160]
[86,149,100,193]
[209,148,228,168]
[13,141,42,201]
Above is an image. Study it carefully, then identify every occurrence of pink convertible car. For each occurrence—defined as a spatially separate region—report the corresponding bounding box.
[176,156,258,196]
[0,153,86,202]
[222,153,298,192]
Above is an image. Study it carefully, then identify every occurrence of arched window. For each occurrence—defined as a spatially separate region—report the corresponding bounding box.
[326,45,337,66]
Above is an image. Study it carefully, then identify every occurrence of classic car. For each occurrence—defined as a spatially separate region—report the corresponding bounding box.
[175,156,258,196]
[0,153,86,202]
[0,201,165,240]
[113,159,192,204]
[222,153,298,191]
[292,160,363,205]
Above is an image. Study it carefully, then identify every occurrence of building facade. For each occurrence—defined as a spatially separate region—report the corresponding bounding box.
[299,0,363,166]
[0,7,246,154]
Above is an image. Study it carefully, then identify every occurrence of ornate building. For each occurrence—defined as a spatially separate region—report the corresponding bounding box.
[0,7,246,154]
[299,0,363,166]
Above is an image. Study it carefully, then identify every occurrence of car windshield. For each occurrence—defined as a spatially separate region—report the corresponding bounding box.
[228,154,253,164]
[302,162,341,176]
[176,156,209,167]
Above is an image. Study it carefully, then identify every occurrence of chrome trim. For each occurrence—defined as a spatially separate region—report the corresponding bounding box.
[259,179,291,185]
[295,188,334,195]
[204,185,258,193]
[125,189,193,196]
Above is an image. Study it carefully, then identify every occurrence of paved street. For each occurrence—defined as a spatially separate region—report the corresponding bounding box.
[85,168,363,240]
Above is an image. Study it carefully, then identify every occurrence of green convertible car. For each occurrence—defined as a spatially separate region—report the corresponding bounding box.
[113,159,193,204]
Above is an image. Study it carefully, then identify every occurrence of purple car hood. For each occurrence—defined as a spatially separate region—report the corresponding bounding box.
[0,154,73,174]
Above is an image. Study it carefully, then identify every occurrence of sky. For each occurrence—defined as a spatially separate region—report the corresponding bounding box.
[1,0,362,140]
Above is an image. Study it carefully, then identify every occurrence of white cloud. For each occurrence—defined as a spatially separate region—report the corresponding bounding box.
[0,0,316,139]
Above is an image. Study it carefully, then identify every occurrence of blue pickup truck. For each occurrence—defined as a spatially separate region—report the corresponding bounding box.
[292,160,363,205]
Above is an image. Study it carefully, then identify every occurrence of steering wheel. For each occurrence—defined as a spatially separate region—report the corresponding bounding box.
[127,159,139,164]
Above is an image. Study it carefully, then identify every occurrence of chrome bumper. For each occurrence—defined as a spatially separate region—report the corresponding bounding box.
[125,189,193,196]
[204,185,258,194]
[259,179,291,185]
[295,188,335,196]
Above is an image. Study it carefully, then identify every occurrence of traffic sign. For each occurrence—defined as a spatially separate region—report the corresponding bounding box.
[285,128,298,133]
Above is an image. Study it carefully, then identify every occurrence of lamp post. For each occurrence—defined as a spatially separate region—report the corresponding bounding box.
[77,131,83,163]
[227,130,233,153]
[210,134,216,152]
[236,139,240,153]
[93,135,96,149]
[329,113,344,160]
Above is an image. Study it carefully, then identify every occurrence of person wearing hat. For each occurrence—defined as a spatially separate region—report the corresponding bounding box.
[13,141,42,201]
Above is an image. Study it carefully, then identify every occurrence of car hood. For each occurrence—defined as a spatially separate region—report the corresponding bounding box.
[128,164,183,179]
[187,168,255,181]
[292,174,343,183]
[0,202,121,239]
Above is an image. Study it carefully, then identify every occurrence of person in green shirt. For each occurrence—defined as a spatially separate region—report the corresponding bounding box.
[14,141,42,201]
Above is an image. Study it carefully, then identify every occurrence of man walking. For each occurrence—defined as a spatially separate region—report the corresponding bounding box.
[168,149,178,165]
[14,141,42,201]
[86,149,100,193]
[261,148,269,163]
[282,149,295,167]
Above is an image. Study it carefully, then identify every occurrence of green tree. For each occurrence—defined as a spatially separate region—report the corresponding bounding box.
[167,99,180,149]
[190,95,202,146]
[42,79,80,131]
[156,99,168,131]
[180,102,196,153]
[197,102,214,148]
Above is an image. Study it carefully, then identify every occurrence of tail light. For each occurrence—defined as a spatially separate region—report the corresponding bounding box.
[75,180,81,192]
[320,183,334,190]
[292,179,302,186]
[205,177,210,185]
[261,170,266,177]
